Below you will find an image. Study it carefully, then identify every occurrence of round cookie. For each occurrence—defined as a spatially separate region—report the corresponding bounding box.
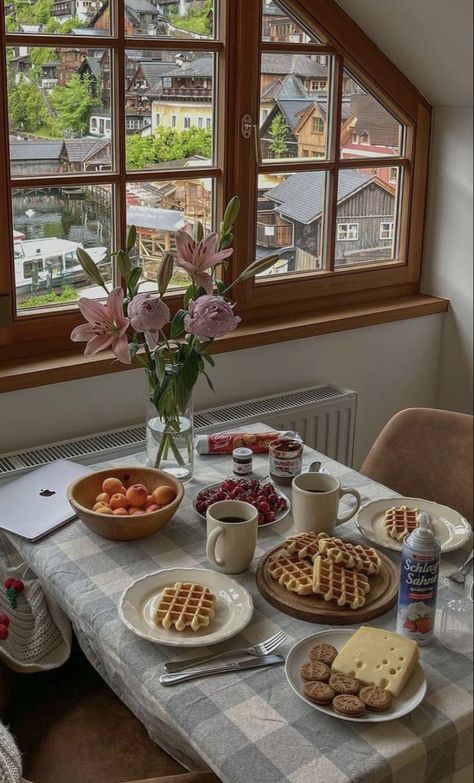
[309,643,338,666]
[329,673,361,695]
[300,661,331,682]
[303,681,335,705]
[360,686,393,713]
[332,695,366,717]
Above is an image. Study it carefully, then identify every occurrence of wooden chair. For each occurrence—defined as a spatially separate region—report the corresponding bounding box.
[0,645,220,783]
[360,408,473,524]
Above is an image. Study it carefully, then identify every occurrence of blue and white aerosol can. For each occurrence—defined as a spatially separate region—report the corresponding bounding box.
[397,514,441,646]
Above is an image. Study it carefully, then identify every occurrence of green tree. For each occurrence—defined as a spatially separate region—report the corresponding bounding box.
[50,74,99,134]
[126,135,155,169]
[269,113,290,158]
[126,126,213,168]
[8,77,49,132]
[30,47,56,67]
[169,0,213,35]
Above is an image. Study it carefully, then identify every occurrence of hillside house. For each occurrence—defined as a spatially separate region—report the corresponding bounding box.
[91,0,164,35]
[9,141,65,176]
[150,56,213,133]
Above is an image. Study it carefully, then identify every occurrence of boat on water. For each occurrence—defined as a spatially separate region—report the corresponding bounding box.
[14,230,107,297]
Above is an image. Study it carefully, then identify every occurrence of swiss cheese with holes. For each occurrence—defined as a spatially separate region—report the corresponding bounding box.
[332,626,419,697]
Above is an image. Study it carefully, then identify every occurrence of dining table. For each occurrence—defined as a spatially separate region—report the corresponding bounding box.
[3,424,473,783]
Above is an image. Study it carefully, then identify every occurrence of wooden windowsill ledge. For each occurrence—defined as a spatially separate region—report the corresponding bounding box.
[0,294,449,393]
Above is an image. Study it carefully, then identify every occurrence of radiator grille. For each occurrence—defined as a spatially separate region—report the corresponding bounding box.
[0,384,356,479]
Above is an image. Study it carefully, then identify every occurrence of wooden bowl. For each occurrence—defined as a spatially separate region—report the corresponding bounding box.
[67,466,184,541]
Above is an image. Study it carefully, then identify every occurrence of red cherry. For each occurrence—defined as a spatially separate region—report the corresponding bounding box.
[259,501,270,513]
[258,514,265,525]
[12,580,24,594]
[0,614,10,627]
[4,578,15,589]
[0,625,8,641]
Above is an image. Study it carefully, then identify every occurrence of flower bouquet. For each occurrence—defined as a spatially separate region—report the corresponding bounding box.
[71,197,278,480]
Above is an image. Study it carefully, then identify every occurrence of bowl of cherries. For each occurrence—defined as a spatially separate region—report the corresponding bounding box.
[194,478,290,527]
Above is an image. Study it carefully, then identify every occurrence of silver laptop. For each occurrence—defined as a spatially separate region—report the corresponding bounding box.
[0,459,91,541]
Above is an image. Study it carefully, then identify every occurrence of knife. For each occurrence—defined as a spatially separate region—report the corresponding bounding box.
[159,654,285,686]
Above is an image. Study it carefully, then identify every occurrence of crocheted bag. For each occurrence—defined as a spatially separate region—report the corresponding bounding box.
[0,535,71,674]
[0,723,21,783]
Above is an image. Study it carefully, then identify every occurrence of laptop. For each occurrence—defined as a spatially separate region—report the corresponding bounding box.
[0,459,92,541]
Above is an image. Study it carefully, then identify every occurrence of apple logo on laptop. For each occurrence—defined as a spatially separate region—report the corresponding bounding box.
[39,489,56,497]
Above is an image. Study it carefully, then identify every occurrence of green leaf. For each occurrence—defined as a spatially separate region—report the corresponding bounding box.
[126,225,137,254]
[202,371,215,392]
[128,267,142,297]
[219,231,234,250]
[201,352,215,367]
[193,221,204,242]
[222,196,240,231]
[157,252,174,296]
[238,254,280,282]
[182,350,200,390]
[76,247,105,288]
[183,284,196,308]
[215,280,226,296]
[171,309,187,338]
[117,250,132,280]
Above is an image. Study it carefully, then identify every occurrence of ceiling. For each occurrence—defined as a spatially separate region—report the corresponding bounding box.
[334,0,473,106]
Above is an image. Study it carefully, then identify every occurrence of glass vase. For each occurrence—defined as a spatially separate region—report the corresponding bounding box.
[145,386,194,482]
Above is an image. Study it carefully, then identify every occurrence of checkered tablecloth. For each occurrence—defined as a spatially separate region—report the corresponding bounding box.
[3,427,473,783]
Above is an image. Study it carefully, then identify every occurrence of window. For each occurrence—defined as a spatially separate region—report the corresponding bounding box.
[0,0,432,367]
[337,223,359,241]
[380,221,394,240]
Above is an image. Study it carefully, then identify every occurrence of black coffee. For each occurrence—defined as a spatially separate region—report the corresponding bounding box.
[220,516,246,524]
[306,489,326,494]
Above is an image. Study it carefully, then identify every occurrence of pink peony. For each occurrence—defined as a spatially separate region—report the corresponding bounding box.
[128,294,170,348]
[175,230,233,295]
[184,295,241,341]
[71,287,131,364]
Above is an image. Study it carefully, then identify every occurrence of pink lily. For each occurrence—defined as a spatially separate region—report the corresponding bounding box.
[175,230,233,295]
[71,287,131,364]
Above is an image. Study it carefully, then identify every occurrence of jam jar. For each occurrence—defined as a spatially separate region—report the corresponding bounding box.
[233,448,253,475]
[269,437,303,486]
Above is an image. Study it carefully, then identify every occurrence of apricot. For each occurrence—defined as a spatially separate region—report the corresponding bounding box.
[113,508,129,516]
[102,477,123,495]
[145,504,161,513]
[129,509,145,516]
[97,506,114,516]
[152,485,177,506]
[146,495,154,506]
[95,492,110,504]
[110,493,130,510]
[93,502,110,512]
[126,484,148,508]
[128,506,144,515]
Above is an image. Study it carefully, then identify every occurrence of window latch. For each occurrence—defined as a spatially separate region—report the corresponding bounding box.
[241,114,253,139]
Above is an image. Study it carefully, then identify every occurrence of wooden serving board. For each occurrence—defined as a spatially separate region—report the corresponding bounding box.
[256,543,399,625]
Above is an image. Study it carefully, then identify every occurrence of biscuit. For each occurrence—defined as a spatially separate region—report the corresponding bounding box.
[332,695,366,717]
[359,686,393,712]
[303,681,335,705]
[329,673,361,695]
[300,661,331,682]
[309,643,338,666]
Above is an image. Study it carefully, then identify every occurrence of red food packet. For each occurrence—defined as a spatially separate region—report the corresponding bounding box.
[196,432,285,455]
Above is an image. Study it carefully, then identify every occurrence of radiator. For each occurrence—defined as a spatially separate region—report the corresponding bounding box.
[0,384,357,481]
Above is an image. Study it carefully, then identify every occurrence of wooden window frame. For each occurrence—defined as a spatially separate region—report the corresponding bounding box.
[0,0,440,374]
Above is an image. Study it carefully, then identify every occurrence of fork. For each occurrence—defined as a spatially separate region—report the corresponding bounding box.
[447,551,474,585]
[164,631,287,673]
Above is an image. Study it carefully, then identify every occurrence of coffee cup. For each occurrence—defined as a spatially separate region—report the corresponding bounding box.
[292,473,361,535]
[206,501,258,574]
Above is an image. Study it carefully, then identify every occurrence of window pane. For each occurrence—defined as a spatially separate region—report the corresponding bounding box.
[125,50,215,171]
[260,54,332,162]
[8,47,113,176]
[13,185,112,313]
[262,0,323,43]
[4,0,110,34]
[335,167,401,267]
[126,177,214,290]
[341,69,404,158]
[126,0,215,39]
[256,170,326,278]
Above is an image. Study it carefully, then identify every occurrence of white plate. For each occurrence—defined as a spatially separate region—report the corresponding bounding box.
[193,481,290,528]
[356,497,472,553]
[118,567,253,647]
[285,629,427,723]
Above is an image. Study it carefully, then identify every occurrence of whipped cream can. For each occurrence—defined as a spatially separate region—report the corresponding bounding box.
[397,514,441,646]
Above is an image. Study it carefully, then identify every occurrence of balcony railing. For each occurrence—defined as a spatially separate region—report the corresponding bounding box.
[160,87,212,101]
[256,219,293,249]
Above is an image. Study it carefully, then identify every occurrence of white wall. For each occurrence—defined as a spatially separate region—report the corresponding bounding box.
[422,107,473,413]
[0,315,443,467]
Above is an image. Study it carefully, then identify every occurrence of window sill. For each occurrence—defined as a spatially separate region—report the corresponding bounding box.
[0,294,448,393]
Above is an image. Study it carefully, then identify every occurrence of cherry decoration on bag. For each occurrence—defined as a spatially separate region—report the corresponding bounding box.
[0,613,10,640]
[4,578,25,609]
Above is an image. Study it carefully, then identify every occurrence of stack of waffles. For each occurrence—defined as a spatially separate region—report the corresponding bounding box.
[384,506,420,542]
[268,532,382,610]
[155,582,216,632]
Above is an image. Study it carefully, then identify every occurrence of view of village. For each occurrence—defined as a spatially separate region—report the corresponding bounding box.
[5,0,403,310]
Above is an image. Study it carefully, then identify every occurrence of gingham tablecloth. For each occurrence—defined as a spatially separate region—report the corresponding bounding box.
[3,426,473,783]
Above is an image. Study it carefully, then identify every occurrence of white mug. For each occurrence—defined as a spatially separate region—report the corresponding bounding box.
[292,473,361,534]
[206,501,258,574]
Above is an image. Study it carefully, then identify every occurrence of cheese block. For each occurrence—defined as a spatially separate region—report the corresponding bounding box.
[332,626,419,697]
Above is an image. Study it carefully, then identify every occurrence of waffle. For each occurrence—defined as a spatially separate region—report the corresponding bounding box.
[154,582,216,632]
[312,558,371,609]
[285,531,331,560]
[268,553,314,595]
[319,538,382,576]
[384,506,419,542]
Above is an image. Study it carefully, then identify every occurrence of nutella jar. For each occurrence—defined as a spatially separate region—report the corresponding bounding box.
[233,447,253,475]
[269,437,303,486]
